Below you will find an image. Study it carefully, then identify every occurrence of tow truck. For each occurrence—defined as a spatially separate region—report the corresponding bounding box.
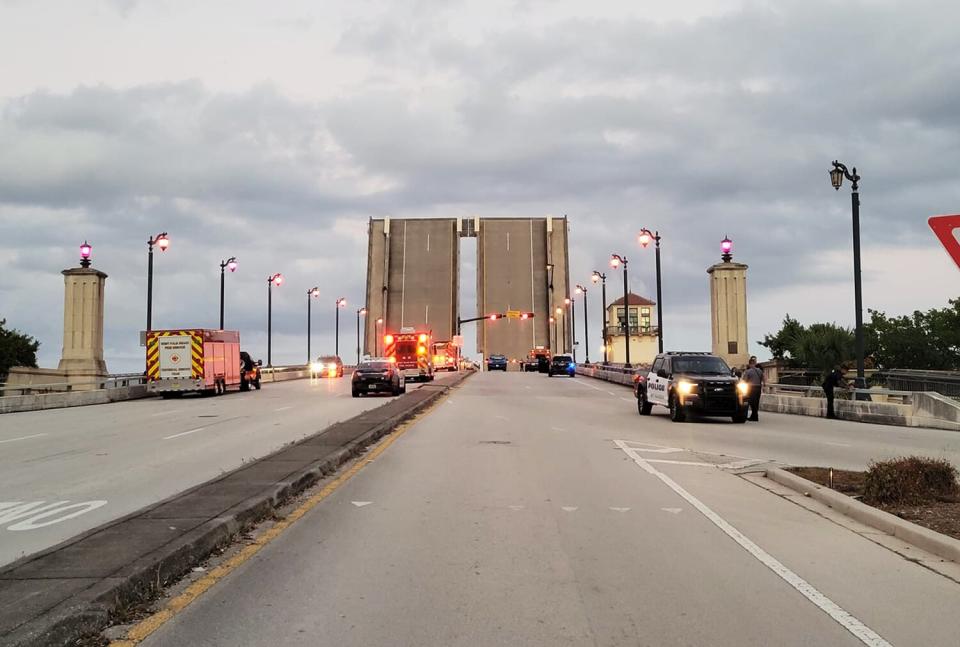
[384,328,435,382]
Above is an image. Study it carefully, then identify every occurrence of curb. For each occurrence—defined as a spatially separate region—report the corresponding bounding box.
[1,372,472,647]
[766,467,960,564]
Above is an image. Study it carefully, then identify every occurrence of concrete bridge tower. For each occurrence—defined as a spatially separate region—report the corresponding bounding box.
[707,239,750,369]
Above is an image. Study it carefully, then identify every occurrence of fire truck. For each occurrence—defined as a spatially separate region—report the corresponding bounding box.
[430,340,460,372]
[522,346,552,372]
[384,328,435,382]
[146,329,242,396]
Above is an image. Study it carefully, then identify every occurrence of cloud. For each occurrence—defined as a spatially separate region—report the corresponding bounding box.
[1,0,959,370]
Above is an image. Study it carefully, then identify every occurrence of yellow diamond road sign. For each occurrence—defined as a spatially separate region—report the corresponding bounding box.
[506,310,521,319]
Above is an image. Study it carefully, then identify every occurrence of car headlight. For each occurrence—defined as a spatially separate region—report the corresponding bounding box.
[677,380,695,395]
[737,382,750,395]
[310,362,323,372]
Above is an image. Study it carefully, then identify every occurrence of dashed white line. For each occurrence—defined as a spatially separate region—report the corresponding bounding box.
[645,459,716,467]
[274,406,293,412]
[0,433,47,444]
[613,439,892,647]
[620,397,633,403]
[163,427,206,440]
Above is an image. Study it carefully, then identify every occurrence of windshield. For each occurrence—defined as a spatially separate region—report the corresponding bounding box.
[672,356,731,375]
[553,355,572,363]
[318,356,340,363]
[360,361,391,370]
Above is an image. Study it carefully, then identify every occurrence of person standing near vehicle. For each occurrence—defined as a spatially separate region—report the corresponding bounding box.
[822,364,851,419]
[742,356,764,422]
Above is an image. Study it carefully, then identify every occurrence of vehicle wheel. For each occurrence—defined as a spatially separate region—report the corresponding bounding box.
[401,384,407,394]
[392,384,401,396]
[638,390,653,416]
[669,395,686,423]
[352,389,360,397]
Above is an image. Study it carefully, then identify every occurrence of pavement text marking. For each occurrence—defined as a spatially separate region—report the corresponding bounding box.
[0,433,47,444]
[613,439,892,647]
[0,500,107,531]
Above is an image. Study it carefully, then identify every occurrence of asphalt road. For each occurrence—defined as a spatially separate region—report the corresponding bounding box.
[140,371,960,647]
[0,375,451,567]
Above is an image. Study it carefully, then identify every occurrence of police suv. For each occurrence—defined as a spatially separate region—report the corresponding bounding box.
[634,352,749,423]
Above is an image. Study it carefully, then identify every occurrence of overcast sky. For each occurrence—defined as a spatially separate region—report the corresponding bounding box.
[1,0,958,372]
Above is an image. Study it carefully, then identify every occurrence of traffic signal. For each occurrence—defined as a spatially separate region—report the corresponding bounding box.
[489,313,502,321]
[519,312,534,320]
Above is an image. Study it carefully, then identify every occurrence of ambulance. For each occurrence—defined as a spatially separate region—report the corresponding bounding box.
[384,328,435,382]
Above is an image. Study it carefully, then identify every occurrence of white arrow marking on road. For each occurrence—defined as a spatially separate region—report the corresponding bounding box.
[508,505,525,511]
[351,501,372,507]
[561,506,578,512]
[0,433,47,444]
[609,507,631,512]
[662,507,683,514]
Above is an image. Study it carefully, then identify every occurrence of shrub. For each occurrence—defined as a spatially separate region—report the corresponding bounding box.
[863,456,959,506]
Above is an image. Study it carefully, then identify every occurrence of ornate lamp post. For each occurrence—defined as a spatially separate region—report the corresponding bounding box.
[830,160,866,390]
[306,287,319,362]
[638,228,664,353]
[564,296,576,361]
[79,241,92,268]
[267,273,283,367]
[219,257,238,329]
[592,271,608,364]
[575,284,589,364]
[335,297,347,357]
[375,317,384,356]
[146,232,170,332]
[610,254,630,368]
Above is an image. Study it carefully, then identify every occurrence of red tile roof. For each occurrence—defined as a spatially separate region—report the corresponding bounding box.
[609,293,656,307]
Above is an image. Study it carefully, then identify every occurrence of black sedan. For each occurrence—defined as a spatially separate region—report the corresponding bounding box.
[352,359,406,397]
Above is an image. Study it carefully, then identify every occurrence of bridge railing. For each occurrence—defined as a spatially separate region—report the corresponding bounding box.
[0,373,146,396]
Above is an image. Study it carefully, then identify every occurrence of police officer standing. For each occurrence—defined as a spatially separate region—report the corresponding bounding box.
[742,356,764,422]
[822,364,851,419]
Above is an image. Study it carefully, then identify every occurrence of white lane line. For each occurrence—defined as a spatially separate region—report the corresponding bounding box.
[662,507,683,514]
[606,391,618,396]
[151,409,182,417]
[0,433,47,444]
[551,426,566,431]
[613,439,892,647]
[609,507,631,512]
[274,406,293,412]
[163,427,206,440]
[566,379,604,391]
[561,506,578,512]
[645,459,716,467]
[822,441,851,448]
[620,397,633,403]
[508,505,525,511]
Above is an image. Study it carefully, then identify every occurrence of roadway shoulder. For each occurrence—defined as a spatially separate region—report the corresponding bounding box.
[765,467,960,565]
[0,371,473,647]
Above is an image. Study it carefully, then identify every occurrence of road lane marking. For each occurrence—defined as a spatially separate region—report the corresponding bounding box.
[274,406,293,412]
[0,433,47,444]
[551,426,566,431]
[822,441,851,447]
[645,459,715,467]
[163,427,206,440]
[508,505,525,511]
[0,500,107,530]
[561,506,578,512]
[112,396,441,647]
[351,501,372,507]
[620,397,633,402]
[662,508,683,514]
[150,410,182,417]
[609,507,631,512]
[566,379,604,391]
[613,439,892,647]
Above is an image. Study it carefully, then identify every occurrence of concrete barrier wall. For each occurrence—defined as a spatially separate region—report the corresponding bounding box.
[576,364,960,432]
[0,385,149,414]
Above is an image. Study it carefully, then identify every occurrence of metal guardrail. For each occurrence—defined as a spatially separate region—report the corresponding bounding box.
[762,382,915,404]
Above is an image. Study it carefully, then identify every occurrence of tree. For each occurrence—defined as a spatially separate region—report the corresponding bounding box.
[868,298,960,370]
[758,314,805,365]
[0,319,40,380]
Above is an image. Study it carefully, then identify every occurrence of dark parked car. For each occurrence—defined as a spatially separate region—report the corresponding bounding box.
[548,354,576,377]
[312,355,343,378]
[352,358,406,397]
[486,354,508,371]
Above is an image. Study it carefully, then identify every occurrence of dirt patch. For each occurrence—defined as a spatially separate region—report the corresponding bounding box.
[787,466,960,543]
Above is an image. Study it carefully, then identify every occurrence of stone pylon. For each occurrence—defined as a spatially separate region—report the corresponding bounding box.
[57,266,109,383]
[707,254,750,369]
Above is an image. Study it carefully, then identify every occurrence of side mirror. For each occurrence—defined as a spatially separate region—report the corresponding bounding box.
[256,360,263,366]
[657,369,668,378]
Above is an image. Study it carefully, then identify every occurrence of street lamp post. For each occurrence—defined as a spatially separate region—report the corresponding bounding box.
[591,271,607,364]
[335,297,347,357]
[146,232,170,332]
[576,284,589,364]
[79,241,92,268]
[638,229,664,353]
[830,160,866,390]
[356,307,367,365]
[611,254,630,367]
[554,306,563,353]
[219,257,238,329]
[306,287,319,362]
[375,318,383,356]
[267,273,283,367]
[564,297,576,362]
[550,315,557,353]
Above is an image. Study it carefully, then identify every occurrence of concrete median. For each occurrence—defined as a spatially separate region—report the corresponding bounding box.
[0,371,472,647]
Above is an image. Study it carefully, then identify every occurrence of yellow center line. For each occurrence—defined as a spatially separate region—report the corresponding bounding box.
[110,405,435,646]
